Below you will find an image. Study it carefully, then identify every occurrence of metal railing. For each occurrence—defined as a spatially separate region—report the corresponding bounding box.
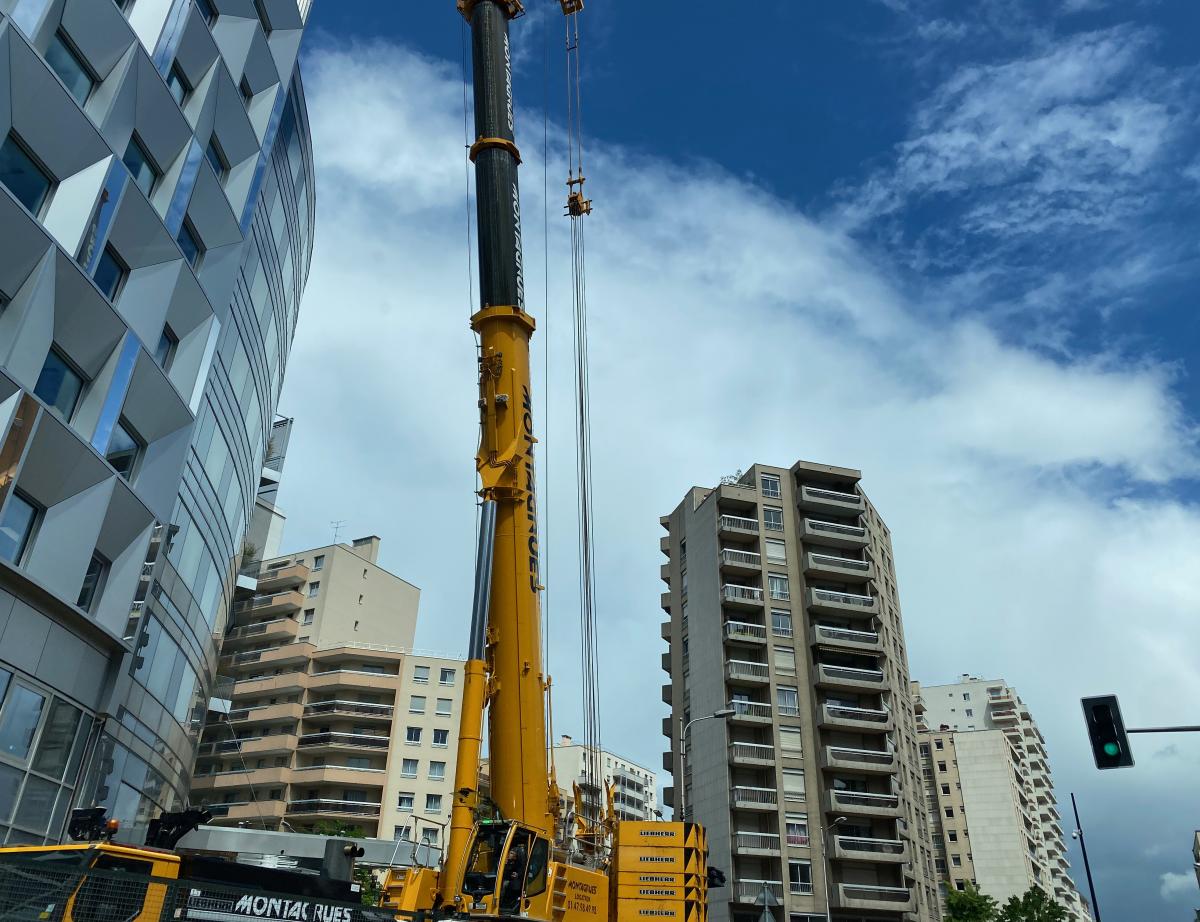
[292,764,385,775]
[723,584,764,603]
[814,625,880,645]
[820,664,885,684]
[824,704,890,723]
[719,514,759,533]
[721,548,761,567]
[304,700,394,718]
[236,590,302,611]
[297,732,389,749]
[809,552,870,571]
[226,618,294,639]
[839,883,912,903]
[729,700,772,719]
[734,880,784,903]
[734,832,780,851]
[730,742,775,762]
[731,786,777,806]
[811,588,875,608]
[286,799,381,816]
[835,835,905,855]
[789,880,815,895]
[725,621,767,640]
[803,485,861,504]
[827,746,895,766]
[806,519,866,538]
[727,660,770,680]
[831,790,900,809]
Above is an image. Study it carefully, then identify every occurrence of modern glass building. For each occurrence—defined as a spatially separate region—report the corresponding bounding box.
[0,0,315,845]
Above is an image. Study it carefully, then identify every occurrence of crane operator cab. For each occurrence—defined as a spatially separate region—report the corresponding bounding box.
[460,820,550,917]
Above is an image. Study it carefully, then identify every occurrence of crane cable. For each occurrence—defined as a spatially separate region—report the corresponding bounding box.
[562,3,603,816]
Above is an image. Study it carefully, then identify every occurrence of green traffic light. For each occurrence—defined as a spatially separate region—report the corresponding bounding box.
[1102,742,1120,757]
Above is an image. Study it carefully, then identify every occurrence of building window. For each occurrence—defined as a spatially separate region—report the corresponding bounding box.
[393,825,411,840]
[302,609,314,625]
[405,727,421,745]
[787,860,813,895]
[782,769,804,802]
[421,827,439,845]
[951,854,962,867]
[435,698,452,717]
[0,493,40,565]
[93,245,127,301]
[106,418,143,480]
[122,135,159,197]
[35,347,87,421]
[195,0,217,27]
[176,219,203,268]
[154,325,177,370]
[948,830,958,843]
[773,646,796,676]
[75,551,109,611]
[413,665,429,685]
[919,744,930,757]
[768,574,790,601]
[307,582,320,597]
[253,0,272,34]
[166,62,190,105]
[770,610,792,638]
[763,506,784,531]
[785,815,809,847]
[397,792,414,812]
[409,696,426,714]
[944,807,954,818]
[432,729,449,748]
[963,692,971,701]
[45,32,94,106]
[776,686,799,717]
[764,539,786,563]
[937,761,947,773]
[940,784,950,795]
[439,668,456,686]
[0,132,54,215]
[964,708,973,717]
[239,76,255,103]
[779,727,803,753]
[934,739,944,750]
[400,758,417,778]
[312,554,325,571]
[346,756,370,770]
[0,682,47,759]
[205,135,228,181]
[429,761,446,781]
[760,473,781,498]
[424,793,442,813]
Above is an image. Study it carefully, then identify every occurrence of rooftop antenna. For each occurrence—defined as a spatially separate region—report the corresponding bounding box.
[331,520,346,543]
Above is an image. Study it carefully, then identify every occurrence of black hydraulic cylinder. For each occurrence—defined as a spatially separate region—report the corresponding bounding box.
[468,1,526,312]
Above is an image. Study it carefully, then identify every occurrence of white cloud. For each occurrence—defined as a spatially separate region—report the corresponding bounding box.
[1159,871,1197,901]
[280,36,1200,912]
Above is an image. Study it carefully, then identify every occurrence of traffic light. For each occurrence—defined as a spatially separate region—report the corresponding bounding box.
[1081,695,1134,769]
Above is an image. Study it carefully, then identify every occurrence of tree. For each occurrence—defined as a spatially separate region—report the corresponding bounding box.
[308,820,380,906]
[945,884,999,922]
[997,886,1069,922]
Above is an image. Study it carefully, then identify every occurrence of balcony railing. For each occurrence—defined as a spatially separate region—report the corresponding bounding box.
[839,884,912,904]
[827,746,895,767]
[286,799,381,817]
[803,485,861,504]
[730,742,775,763]
[729,700,772,719]
[835,835,905,855]
[786,832,810,847]
[734,832,780,852]
[719,515,759,534]
[789,881,815,895]
[304,700,394,718]
[734,880,783,903]
[723,584,764,604]
[824,704,890,723]
[727,660,770,681]
[809,552,870,572]
[820,664,885,684]
[226,618,291,639]
[731,786,777,807]
[721,548,761,568]
[830,790,900,810]
[806,519,866,538]
[811,589,875,609]
[813,625,880,646]
[297,732,390,749]
[725,621,767,641]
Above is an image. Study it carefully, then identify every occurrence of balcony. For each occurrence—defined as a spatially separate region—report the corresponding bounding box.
[198,734,298,759]
[824,789,902,819]
[223,617,300,646]
[731,786,777,811]
[819,703,892,733]
[303,700,394,723]
[733,880,784,904]
[833,883,914,913]
[285,799,382,819]
[191,766,290,791]
[236,590,306,619]
[810,624,882,654]
[798,483,864,515]
[806,587,876,618]
[724,621,768,644]
[297,731,391,753]
[726,660,770,685]
[231,672,308,697]
[733,831,780,856]
[832,835,909,863]
[720,548,762,574]
[308,669,401,692]
[729,700,773,724]
[290,765,388,787]
[254,563,311,594]
[205,801,287,825]
[822,746,889,775]
[220,642,314,672]
[799,518,868,549]
[815,663,885,692]
[804,552,873,583]
[722,584,764,609]
[729,742,775,766]
[227,702,303,725]
[719,514,760,542]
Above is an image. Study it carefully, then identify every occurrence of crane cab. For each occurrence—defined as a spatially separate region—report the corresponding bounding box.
[460,820,554,917]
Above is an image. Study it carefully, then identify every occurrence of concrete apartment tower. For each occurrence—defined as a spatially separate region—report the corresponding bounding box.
[915,677,1093,920]
[0,0,313,844]
[659,461,940,922]
[192,536,465,847]
[550,735,660,825]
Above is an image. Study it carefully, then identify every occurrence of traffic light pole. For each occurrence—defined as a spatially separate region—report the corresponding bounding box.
[1070,793,1101,922]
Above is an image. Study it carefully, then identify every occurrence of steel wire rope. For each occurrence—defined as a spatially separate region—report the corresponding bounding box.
[542,0,553,750]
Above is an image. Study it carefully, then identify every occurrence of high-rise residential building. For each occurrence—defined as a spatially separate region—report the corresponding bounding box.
[0,1,314,845]
[192,537,465,847]
[659,461,940,922]
[550,735,660,826]
[914,676,1093,920]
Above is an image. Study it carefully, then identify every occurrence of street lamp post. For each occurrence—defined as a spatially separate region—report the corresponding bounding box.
[820,816,847,922]
[678,708,735,820]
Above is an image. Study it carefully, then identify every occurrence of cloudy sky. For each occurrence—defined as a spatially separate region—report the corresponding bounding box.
[276,2,1200,916]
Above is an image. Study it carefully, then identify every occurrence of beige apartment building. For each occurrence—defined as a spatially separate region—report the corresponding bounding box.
[191,536,464,845]
[915,676,1091,920]
[659,461,940,922]
[550,735,660,826]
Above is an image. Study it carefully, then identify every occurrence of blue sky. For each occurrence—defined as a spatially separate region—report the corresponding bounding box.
[279,1,1200,917]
